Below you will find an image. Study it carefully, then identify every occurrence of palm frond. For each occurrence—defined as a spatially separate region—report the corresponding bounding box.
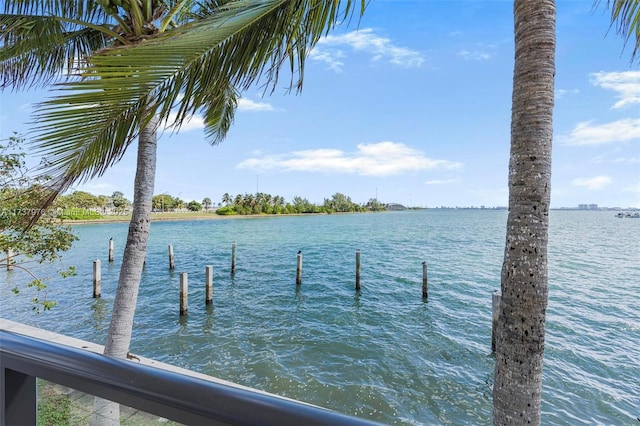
[2,0,107,22]
[201,81,239,144]
[29,0,365,198]
[0,14,111,89]
[31,94,146,195]
[599,0,640,62]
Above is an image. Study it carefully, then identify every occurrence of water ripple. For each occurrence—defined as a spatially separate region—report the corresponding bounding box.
[2,210,638,425]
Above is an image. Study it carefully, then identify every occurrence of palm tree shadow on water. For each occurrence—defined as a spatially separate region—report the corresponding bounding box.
[91,299,110,333]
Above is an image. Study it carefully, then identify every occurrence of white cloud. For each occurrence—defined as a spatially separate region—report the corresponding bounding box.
[591,71,640,109]
[556,88,580,99]
[572,175,612,190]
[457,42,497,61]
[237,141,462,176]
[162,97,275,133]
[457,50,491,61]
[165,113,205,132]
[311,28,424,72]
[614,157,640,164]
[561,118,640,145]
[424,179,459,185]
[308,49,345,72]
[238,98,275,112]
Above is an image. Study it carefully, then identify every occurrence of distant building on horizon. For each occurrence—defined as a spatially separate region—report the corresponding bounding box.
[578,204,598,210]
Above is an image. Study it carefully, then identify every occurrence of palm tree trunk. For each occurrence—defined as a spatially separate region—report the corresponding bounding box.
[105,115,158,358]
[91,115,158,425]
[493,1,555,425]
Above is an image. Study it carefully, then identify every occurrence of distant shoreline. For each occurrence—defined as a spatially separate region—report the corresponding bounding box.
[65,211,341,225]
[63,207,639,226]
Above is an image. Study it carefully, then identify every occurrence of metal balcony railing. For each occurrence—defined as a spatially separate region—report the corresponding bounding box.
[0,330,379,425]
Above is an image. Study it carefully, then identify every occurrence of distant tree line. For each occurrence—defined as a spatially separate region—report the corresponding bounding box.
[57,190,131,213]
[50,189,388,216]
[217,192,386,215]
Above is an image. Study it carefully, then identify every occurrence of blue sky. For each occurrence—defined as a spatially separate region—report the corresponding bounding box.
[1,1,639,208]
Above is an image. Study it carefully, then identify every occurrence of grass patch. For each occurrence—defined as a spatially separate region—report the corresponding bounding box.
[59,208,103,220]
[38,391,72,425]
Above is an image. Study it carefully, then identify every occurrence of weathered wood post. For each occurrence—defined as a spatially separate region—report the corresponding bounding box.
[180,272,188,316]
[168,244,175,270]
[205,265,213,306]
[108,238,114,262]
[93,259,101,298]
[296,251,302,285]
[492,290,502,352]
[355,250,361,291]
[6,249,14,271]
[422,261,428,299]
[231,242,236,275]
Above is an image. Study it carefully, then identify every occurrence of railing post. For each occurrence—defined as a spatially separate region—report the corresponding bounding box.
[355,250,361,291]
[180,272,188,316]
[422,261,428,299]
[2,368,37,425]
[108,238,114,262]
[205,265,213,306]
[231,242,236,275]
[296,252,302,286]
[93,259,101,298]
[168,244,175,270]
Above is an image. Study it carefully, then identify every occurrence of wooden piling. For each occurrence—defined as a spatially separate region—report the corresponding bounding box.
[108,238,114,262]
[205,265,213,305]
[231,242,236,275]
[93,259,101,298]
[491,290,502,352]
[355,250,361,291]
[6,248,14,271]
[296,252,302,285]
[422,261,428,299]
[180,272,188,316]
[168,244,175,270]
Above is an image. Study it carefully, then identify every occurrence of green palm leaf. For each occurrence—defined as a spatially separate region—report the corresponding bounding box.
[600,0,640,61]
[30,0,364,194]
[0,13,111,88]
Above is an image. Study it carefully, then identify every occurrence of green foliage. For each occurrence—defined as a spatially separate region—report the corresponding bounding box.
[152,193,175,211]
[111,191,129,209]
[1,135,78,263]
[187,200,203,211]
[323,192,364,213]
[292,196,318,213]
[366,198,386,211]
[57,191,100,209]
[216,205,237,215]
[173,197,185,210]
[215,191,379,216]
[37,393,72,425]
[1,134,78,312]
[58,209,102,220]
[202,197,212,211]
[601,0,640,62]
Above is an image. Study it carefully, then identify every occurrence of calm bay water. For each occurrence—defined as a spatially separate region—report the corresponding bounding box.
[2,210,639,424]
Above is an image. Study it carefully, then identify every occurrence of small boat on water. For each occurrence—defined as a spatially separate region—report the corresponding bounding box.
[615,212,640,218]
